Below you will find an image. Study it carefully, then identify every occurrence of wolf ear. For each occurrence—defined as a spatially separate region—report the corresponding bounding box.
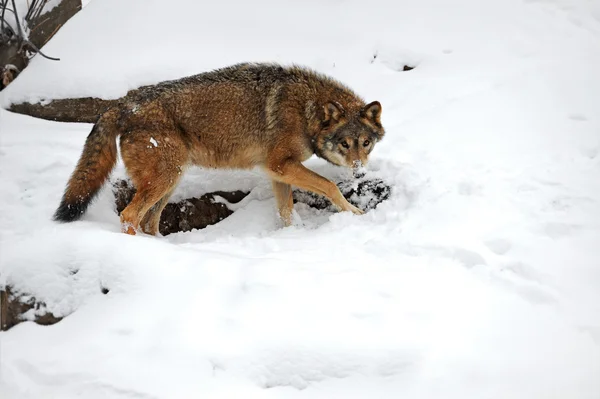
[323,101,345,125]
[361,101,382,127]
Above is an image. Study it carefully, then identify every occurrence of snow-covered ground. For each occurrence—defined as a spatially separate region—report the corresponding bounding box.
[1,0,600,397]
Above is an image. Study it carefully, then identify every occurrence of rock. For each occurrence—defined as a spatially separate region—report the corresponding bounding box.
[113,175,391,236]
[113,179,249,236]
[0,286,63,331]
[293,175,391,211]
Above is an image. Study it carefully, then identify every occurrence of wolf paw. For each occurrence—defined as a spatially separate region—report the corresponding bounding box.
[348,204,365,215]
[353,207,365,215]
[121,222,137,235]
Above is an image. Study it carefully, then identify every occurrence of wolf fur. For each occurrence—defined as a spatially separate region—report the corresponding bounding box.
[53,62,385,234]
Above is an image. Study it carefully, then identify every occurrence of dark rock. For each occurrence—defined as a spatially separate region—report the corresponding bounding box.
[0,286,62,331]
[293,176,391,211]
[113,175,391,235]
[113,179,250,236]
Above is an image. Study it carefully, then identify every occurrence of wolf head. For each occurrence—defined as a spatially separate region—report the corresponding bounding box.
[314,101,385,171]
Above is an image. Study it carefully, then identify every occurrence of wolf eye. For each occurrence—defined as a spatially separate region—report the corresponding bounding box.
[363,140,371,147]
[341,142,350,149]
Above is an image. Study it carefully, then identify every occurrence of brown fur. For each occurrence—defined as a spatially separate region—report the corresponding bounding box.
[53,62,385,234]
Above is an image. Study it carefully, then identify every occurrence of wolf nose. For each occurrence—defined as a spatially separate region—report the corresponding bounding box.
[352,160,366,178]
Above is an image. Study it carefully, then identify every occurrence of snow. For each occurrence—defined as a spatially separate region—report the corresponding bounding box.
[1,0,600,398]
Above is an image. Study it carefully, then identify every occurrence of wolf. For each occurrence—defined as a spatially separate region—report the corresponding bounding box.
[53,62,385,235]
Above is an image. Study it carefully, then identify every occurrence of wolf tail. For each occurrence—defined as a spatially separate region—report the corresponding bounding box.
[53,110,120,222]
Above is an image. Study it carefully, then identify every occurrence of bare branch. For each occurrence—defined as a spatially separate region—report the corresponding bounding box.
[1,14,16,36]
[24,0,39,21]
[1,5,18,22]
[0,0,4,35]
[9,0,23,47]
[22,39,60,60]
[32,0,48,22]
[1,0,12,42]
[39,0,49,18]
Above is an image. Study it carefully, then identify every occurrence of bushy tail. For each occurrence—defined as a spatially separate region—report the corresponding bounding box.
[53,111,120,222]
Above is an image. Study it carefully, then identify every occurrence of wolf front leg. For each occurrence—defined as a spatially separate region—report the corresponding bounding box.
[272,180,294,226]
[266,159,364,216]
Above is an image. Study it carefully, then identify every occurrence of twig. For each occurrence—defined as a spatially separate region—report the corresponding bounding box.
[1,0,12,39]
[2,5,15,15]
[0,0,7,38]
[9,0,23,46]
[25,0,37,21]
[1,6,17,20]
[22,39,59,60]
[25,0,43,23]
[0,14,16,36]
[32,0,47,22]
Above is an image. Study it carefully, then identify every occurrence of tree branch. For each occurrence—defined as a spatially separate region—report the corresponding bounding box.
[0,0,7,38]
[22,38,60,60]
[9,0,23,49]
[24,0,39,22]
[1,13,16,37]
[33,0,48,22]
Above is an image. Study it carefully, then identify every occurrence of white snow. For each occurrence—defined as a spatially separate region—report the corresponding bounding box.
[149,137,158,147]
[1,0,600,398]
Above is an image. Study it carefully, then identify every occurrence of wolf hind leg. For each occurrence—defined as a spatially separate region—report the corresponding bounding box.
[140,189,175,235]
[119,129,187,235]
